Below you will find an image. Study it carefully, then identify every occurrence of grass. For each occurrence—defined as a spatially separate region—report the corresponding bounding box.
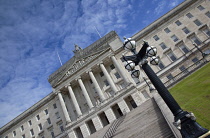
[169,62,210,130]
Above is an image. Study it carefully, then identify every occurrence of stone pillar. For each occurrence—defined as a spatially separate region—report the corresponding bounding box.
[131,92,143,106]
[99,63,118,93]
[104,108,116,123]
[57,92,71,123]
[88,70,106,102]
[111,55,130,85]
[80,123,90,137]
[92,116,103,131]
[77,77,94,109]
[118,99,130,114]
[67,131,77,138]
[67,85,82,117]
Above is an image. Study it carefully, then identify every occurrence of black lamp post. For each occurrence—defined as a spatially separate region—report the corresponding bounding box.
[122,37,210,138]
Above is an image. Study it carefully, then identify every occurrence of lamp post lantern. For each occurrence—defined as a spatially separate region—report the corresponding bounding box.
[122,37,210,138]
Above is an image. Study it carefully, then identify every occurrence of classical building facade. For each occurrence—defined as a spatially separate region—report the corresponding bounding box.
[1,0,210,138]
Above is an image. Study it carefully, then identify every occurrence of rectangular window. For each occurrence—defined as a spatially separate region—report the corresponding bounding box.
[153,35,159,41]
[167,74,173,80]
[197,5,205,11]
[179,44,189,54]
[21,125,24,131]
[22,134,25,138]
[110,64,115,70]
[164,28,171,33]
[36,115,40,120]
[186,13,193,18]
[192,57,199,63]
[51,131,55,138]
[114,72,121,79]
[175,20,182,26]
[30,129,34,136]
[60,124,65,132]
[159,42,167,50]
[28,120,32,126]
[191,36,202,46]
[104,80,109,86]
[55,112,60,119]
[182,27,190,34]
[179,65,188,74]
[44,109,48,115]
[47,118,51,125]
[167,52,177,62]
[53,103,57,109]
[100,72,104,77]
[194,19,202,26]
[13,131,16,137]
[203,28,210,36]
[158,61,165,70]
[205,11,210,18]
[171,35,179,42]
[38,123,42,131]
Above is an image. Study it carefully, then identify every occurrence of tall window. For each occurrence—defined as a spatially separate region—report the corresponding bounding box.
[50,130,55,138]
[36,115,40,120]
[175,20,182,26]
[186,13,193,18]
[59,124,65,132]
[190,36,202,46]
[44,109,48,115]
[164,28,171,33]
[202,28,210,37]
[159,42,167,50]
[197,5,205,11]
[167,74,173,80]
[100,72,104,77]
[110,64,115,70]
[21,125,24,131]
[22,134,25,138]
[167,51,177,62]
[179,44,189,54]
[158,61,165,70]
[182,27,190,34]
[104,80,109,86]
[114,72,121,79]
[153,35,160,41]
[47,118,51,125]
[38,123,43,131]
[13,131,16,137]
[53,103,57,109]
[30,129,34,136]
[179,65,188,74]
[55,112,60,119]
[28,120,32,126]
[194,19,202,26]
[205,11,210,18]
[171,35,179,42]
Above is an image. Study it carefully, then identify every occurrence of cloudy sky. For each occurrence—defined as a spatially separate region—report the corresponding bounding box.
[0,0,184,127]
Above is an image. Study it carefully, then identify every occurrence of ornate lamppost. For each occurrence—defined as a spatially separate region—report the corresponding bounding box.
[122,37,210,138]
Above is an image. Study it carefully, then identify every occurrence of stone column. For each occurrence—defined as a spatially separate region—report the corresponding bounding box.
[57,92,71,123]
[88,70,106,102]
[67,85,82,117]
[77,77,94,109]
[111,55,130,85]
[99,63,118,93]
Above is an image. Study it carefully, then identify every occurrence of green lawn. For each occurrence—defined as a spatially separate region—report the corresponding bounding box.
[169,62,210,130]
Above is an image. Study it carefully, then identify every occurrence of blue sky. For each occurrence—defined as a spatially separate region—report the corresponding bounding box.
[0,0,184,127]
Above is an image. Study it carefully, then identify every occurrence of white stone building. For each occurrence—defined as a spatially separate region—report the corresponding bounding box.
[0,0,210,138]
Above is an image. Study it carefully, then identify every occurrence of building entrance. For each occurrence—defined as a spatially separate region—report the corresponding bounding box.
[98,112,110,127]
[86,120,96,134]
[124,96,137,110]
[111,104,123,119]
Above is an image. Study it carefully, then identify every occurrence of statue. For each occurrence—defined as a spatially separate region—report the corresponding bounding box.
[73,44,82,53]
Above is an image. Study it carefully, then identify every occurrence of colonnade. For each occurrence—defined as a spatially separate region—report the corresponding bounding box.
[57,55,132,123]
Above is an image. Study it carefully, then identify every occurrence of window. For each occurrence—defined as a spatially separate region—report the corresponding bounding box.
[89,79,93,84]
[21,125,24,131]
[30,129,34,136]
[167,74,173,80]
[104,80,109,86]
[47,118,51,125]
[182,27,190,34]
[44,109,48,115]
[22,134,25,138]
[175,20,182,26]
[36,115,40,120]
[179,65,188,74]
[4,136,8,138]
[171,35,179,42]
[190,36,202,46]
[167,52,177,62]
[51,131,55,138]
[114,72,121,79]
[55,112,60,119]
[13,131,16,137]
[197,5,205,11]
[59,124,65,132]
[194,19,202,26]
[186,13,193,18]
[192,57,200,65]
[100,72,104,77]
[53,103,57,109]
[38,123,42,131]
[179,44,189,54]
[203,28,210,36]
[205,11,210,18]
[159,42,167,50]
[164,28,171,33]
[153,35,160,41]
[110,64,115,70]
[28,120,32,126]
[158,61,165,70]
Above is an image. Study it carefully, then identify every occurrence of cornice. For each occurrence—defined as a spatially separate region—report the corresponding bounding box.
[0,92,56,135]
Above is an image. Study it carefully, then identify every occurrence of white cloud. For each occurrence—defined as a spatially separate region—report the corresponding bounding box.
[154,1,167,15]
